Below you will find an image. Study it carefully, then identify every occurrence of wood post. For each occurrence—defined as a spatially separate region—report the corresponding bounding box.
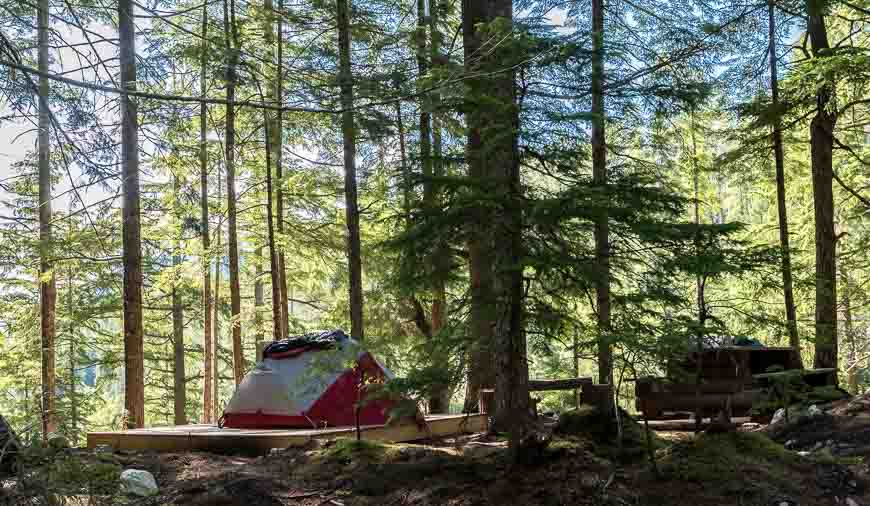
[477,388,495,415]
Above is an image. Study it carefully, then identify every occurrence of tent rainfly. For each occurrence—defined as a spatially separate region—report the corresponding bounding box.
[220,330,405,429]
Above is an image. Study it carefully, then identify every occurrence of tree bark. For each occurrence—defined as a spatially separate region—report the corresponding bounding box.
[37,0,56,439]
[337,0,364,340]
[461,0,498,412]
[172,187,186,425]
[67,258,76,442]
[213,167,223,419]
[768,2,800,355]
[461,1,530,445]
[199,2,214,424]
[843,272,857,393]
[263,1,283,341]
[119,0,145,428]
[275,0,290,339]
[427,0,450,414]
[591,0,611,386]
[255,247,265,341]
[806,9,838,372]
[224,0,244,384]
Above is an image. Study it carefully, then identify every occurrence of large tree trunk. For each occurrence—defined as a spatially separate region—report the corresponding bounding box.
[37,0,56,439]
[199,2,214,424]
[768,2,800,355]
[428,0,450,414]
[416,0,449,414]
[337,0,364,340]
[591,0,611,386]
[275,0,290,339]
[461,0,498,412]
[119,0,145,428]
[224,0,244,384]
[460,0,533,456]
[806,9,838,372]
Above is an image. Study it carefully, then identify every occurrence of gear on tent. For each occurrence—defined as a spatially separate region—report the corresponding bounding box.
[221,329,421,429]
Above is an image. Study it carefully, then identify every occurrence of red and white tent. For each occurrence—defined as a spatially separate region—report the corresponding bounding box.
[221,330,405,429]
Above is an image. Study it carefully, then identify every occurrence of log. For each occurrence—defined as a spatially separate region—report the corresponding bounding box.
[527,378,592,392]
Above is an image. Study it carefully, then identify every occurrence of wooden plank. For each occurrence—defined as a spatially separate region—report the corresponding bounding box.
[86,414,488,452]
[752,368,836,380]
[528,378,592,391]
[642,417,753,431]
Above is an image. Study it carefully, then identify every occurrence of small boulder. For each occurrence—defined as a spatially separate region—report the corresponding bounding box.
[47,435,70,450]
[806,405,823,418]
[120,469,158,497]
[771,408,787,426]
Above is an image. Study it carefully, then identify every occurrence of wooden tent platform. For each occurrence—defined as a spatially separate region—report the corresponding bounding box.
[87,413,488,452]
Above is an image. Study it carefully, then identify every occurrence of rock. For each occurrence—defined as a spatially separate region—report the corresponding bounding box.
[845,497,860,506]
[395,446,432,461]
[806,404,823,418]
[741,422,762,431]
[797,451,812,457]
[771,408,787,426]
[120,469,158,497]
[785,439,796,449]
[47,435,70,450]
[580,474,599,489]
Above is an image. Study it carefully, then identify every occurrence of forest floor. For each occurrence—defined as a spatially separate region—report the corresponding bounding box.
[5,396,870,506]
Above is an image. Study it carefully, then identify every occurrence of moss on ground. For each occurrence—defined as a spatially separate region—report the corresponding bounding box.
[657,431,799,494]
[555,404,663,462]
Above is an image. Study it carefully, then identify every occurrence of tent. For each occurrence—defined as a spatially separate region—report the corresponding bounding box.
[220,330,407,429]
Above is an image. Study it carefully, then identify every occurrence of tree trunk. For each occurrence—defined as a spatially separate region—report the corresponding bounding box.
[255,247,265,341]
[591,0,611,386]
[461,0,533,456]
[843,272,857,393]
[396,97,410,219]
[573,332,580,408]
[119,0,145,429]
[264,123,282,341]
[806,9,838,372]
[768,2,800,355]
[213,167,223,419]
[67,259,77,442]
[427,0,450,414]
[337,0,364,340]
[199,2,214,424]
[275,0,290,339]
[461,0,498,412]
[172,175,187,426]
[224,0,244,385]
[262,1,283,341]
[37,0,56,440]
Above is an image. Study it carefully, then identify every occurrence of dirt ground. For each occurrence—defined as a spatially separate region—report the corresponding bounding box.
[4,401,870,506]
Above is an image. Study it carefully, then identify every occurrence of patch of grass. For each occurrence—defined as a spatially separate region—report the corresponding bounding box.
[320,438,394,464]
